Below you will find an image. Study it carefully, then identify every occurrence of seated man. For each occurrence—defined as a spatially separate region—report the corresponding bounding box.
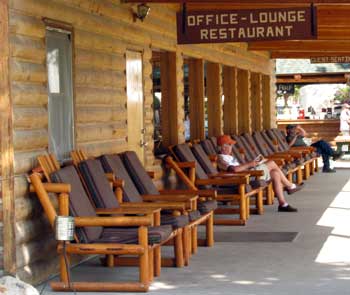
[285,124,342,173]
[216,135,299,213]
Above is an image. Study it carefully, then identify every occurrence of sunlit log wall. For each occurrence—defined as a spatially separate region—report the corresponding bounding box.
[5,0,274,284]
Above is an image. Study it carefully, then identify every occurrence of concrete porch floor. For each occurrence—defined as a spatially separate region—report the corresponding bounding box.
[38,168,350,295]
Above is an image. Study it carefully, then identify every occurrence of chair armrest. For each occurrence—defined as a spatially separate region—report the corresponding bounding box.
[196,176,249,186]
[208,154,217,162]
[177,161,196,169]
[233,170,264,177]
[197,189,217,200]
[147,171,155,179]
[159,189,198,195]
[142,194,197,202]
[208,172,252,178]
[29,183,71,193]
[120,202,186,211]
[95,207,161,215]
[74,215,153,227]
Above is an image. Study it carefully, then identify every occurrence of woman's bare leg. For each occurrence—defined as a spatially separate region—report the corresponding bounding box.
[270,170,287,206]
[266,160,294,188]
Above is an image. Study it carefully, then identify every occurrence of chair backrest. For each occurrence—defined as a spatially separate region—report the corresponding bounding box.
[100,154,144,202]
[200,139,217,156]
[230,144,246,164]
[172,144,209,181]
[271,128,290,151]
[121,151,159,195]
[262,130,281,152]
[251,131,273,157]
[37,154,60,182]
[231,135,255,161]
[191,143,218,175]
[78,158,121,209]
[51,165,102,243]
[209,136,218,151]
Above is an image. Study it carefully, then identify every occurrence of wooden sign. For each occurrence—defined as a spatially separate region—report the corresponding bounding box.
[310,56,350,63]
[177,7,316,44]
[277,83,295,95]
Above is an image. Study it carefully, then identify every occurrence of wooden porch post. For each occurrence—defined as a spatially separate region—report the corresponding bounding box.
[237,69,251,134]
[251,72,263,131]
[0,0,16,275]
[160,51,179,147]
[206,62,222,137]
[188,59,205,140]
[223,66,238,135]
[262,74,273,129]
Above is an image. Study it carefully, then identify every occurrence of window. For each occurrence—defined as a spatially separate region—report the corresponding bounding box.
[46,28,74,161]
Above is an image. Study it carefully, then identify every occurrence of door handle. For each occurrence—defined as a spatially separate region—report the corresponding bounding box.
[140,140,148,147]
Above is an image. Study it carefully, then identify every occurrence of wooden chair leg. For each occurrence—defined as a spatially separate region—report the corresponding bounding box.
[174,228,184,267]
[191,226,198,254]
[139,226,149,286]
[257,190,264,215]
[148,248,154,282]
[246,197,250,219]
[106,254,114,267]
[206,212,214,247]
[154,246,161,277]
[304,163,310,180]
[59,247,69,285]
[239,195,247,222]
[182,226,190,266]
[297,167,303,184]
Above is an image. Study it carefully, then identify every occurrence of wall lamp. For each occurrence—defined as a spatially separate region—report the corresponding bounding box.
[133,4,151,22]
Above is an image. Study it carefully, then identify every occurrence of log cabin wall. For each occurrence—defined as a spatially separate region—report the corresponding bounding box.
[6,0,274,284]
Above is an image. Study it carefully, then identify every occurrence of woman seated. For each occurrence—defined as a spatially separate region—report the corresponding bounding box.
[216,135,300,212]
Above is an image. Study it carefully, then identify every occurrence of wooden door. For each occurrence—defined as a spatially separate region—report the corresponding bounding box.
[126,50,145,163]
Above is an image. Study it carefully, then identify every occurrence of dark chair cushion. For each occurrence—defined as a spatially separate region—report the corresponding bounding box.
[198,200,218,214]
[200,139,217,156]
[188,210,202,221]
[121,151,159,195]
[98,225,173,245]
[191,143,218,175]
[250,179,267,189]
[160,214,189,229]
[51,165,102,243]
[78,159,120,209]
[217,184,253,194]
[100,154,143,203]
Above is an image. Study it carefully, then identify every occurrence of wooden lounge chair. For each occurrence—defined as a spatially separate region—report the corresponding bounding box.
[77,157,191,268]
[117,151,215,253]
[266,128,319,175]
[198,137,274,205]
[38,154,189,272]
[168,143,264,225]
[29,166,174,292]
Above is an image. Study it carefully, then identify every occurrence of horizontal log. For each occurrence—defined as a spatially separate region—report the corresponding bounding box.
[11,81,48,107]
[10,59,47,83]
[76,123,126,143]
[12,0,151,45]
[15,195,48,222]
[75,49,125,72]
[14,149,46,174]
[75,29,125,55]
[76,107,126,124]
[13,129,48,151]
[14,176,29,199]
[10,34,45,63]
[16,254,85,285]
[13,107,47,129]
[9,11,45,39]
[77,139,127,157]
[75,68,125,89]
[16,234,56,269]
[15,216,51,245]
[75,87,125,106]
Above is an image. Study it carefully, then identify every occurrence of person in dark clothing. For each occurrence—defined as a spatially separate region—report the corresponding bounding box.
[285,124,343,173]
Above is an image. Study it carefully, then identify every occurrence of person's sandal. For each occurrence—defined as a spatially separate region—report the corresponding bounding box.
[278,204,298,212]
[286,183,304,195]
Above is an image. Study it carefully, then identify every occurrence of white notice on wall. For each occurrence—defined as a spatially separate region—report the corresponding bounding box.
[341,145,349,152]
